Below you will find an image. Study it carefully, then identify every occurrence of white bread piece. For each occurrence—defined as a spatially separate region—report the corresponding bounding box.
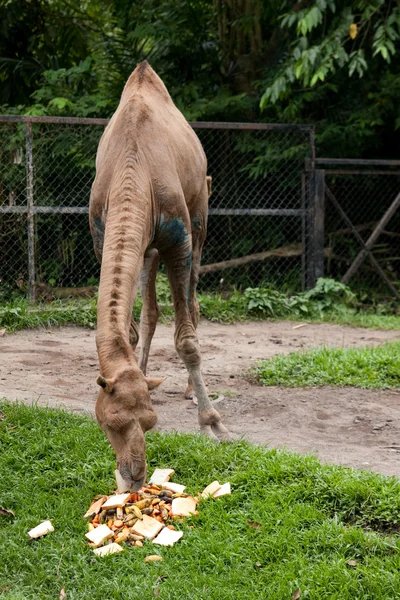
[171,497,197,517]
[213,482,231,498]
[131,514,164,540]
[201,481,221,498]
[162,482,186,494]
[153,528,183,547]
[85,524,114,547]
[149,468,175,485]
[93,543,124,556]
[102,493,130,509]
[115,469,130,493]
[28,520,54,539]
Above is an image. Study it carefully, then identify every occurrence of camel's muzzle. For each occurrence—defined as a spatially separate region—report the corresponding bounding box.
[119,461,147,492]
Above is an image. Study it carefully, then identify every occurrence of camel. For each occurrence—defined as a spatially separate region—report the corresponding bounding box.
[89,61,231,491]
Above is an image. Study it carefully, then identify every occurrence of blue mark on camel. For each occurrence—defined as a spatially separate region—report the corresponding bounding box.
[158,216,189,246]
[157,216,193,304]
[191,216,201,232]
[186,251,193,305]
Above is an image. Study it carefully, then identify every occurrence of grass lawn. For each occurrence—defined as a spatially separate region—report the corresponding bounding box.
[1,295,400,333]
[0,402,400,599]
[254,342,400,389]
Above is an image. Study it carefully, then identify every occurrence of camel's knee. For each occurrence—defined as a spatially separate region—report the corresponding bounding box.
[176,336,200,367]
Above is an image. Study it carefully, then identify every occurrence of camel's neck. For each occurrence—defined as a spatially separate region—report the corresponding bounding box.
[96,190,151,377]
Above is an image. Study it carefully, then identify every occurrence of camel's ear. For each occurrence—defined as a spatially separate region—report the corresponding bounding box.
[96,375,114,393]
[145,376,166,391]
[206,175,212,196]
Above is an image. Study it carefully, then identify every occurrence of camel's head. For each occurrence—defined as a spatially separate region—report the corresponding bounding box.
[95,366,164,491]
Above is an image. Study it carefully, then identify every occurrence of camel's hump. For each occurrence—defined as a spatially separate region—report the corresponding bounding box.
[122,61,171,101]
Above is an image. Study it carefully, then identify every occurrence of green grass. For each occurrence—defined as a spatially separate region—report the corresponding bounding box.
[0,296,173,333]
[292,308,400,331]
[0,401,400,599]
[255,342,400,389]
[1,294,400,333]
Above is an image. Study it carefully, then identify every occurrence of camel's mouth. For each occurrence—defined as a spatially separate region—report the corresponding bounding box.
[130,476,146,492]
[118,460,147,492]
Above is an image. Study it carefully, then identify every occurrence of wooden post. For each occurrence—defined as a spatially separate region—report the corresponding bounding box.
[314,169,325,280]
[25,123,36,302]
[325,186,400,301]
[342,189,400,284]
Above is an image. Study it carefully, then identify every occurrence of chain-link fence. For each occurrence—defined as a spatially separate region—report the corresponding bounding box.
[0,116,318,301]
[194,123,315,292]
[318,159,400,303]
[0,118,104,299]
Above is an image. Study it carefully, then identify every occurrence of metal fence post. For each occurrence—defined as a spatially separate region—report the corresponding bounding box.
[314,169,325,280]
[301,171,307,290]
[302,167,325,289]
[302,161,316,289]
[25,122,36,302]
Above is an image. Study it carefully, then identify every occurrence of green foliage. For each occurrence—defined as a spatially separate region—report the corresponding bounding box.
[198,289,248,323]
[244,277,356,318]
[261,1,400,106]
[255,342,400,389]
[27,58,114,118]
[259,1,400,157]
[245,287,294,316]
[1,0,400,157]
[1,400,400,599]
[303,277,356,310]
[0,0,108,105]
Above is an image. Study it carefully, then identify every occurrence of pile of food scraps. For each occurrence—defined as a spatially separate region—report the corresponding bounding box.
[83,469,231,557]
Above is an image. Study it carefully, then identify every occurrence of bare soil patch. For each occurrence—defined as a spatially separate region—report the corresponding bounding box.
[1,321,399,477]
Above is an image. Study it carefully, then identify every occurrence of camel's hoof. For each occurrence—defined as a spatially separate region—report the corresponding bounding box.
[199,409,232,442]
[184,386,195,400]
[211,422,233,442]
[200,424,218,440]
[199,423,232,442]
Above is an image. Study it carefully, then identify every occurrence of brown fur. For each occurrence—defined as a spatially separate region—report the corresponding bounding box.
[89,62,230,491]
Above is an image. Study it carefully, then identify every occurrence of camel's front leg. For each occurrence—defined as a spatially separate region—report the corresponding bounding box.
[162,243,231,441]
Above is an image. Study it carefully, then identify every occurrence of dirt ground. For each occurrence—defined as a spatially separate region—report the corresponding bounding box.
[1,320,399,477]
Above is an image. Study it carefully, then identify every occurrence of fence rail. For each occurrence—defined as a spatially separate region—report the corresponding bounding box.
[0,115,315,131]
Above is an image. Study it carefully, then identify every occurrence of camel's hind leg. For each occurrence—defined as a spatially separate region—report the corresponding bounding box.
[184,223,204,400]
[161,223,231,441]
[138,249,160,375]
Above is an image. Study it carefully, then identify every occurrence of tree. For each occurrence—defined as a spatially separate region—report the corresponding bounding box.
[1,0,400,157]
[259,0,400,157]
